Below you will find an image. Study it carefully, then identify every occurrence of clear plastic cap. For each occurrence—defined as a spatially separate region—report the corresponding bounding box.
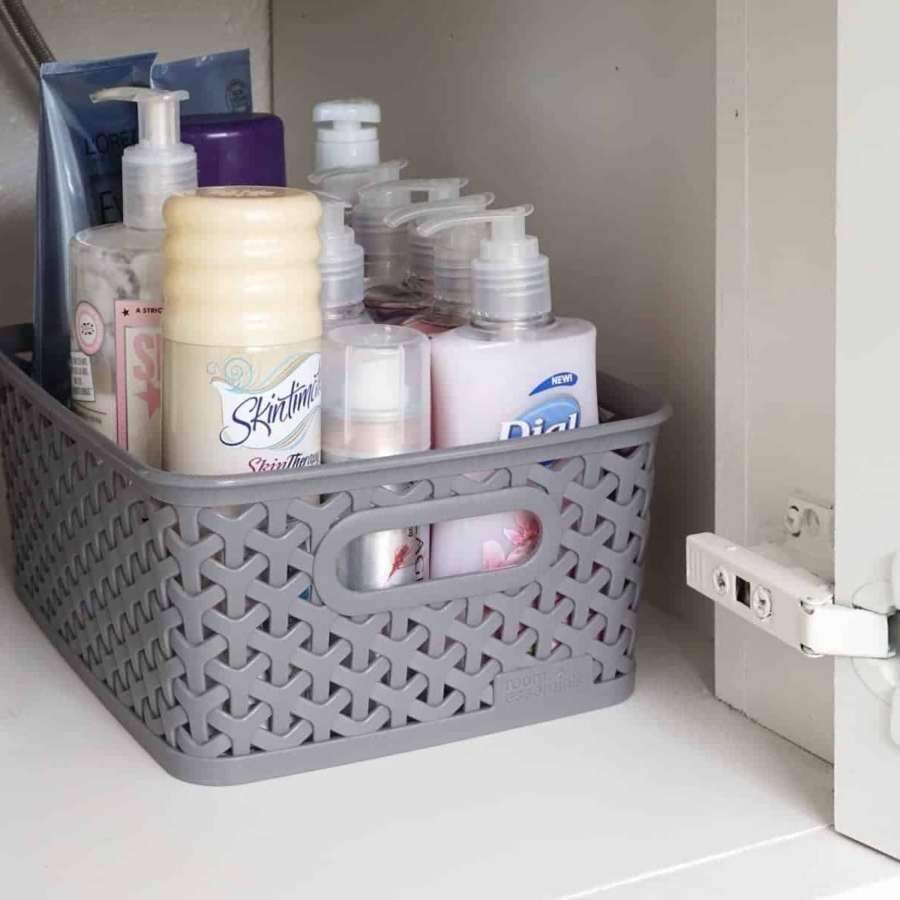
[418,205,550,323]
[312,191,365,312]
[92,86,197,230]
[322,325,431,458]
[384,192,494,284]
[352,178,468,266]
[308,158,408,206]
[313,98,381,171]
[414,214,490,308]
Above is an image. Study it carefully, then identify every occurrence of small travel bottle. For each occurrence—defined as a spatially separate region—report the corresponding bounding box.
[353,178,470,323]
[322,325,431,589]
[404,215,491,336]
[307,158,408,210]
[315,195,371,332]
[162,188,323,476]
[69,87,197,466]
[429,206,598,578]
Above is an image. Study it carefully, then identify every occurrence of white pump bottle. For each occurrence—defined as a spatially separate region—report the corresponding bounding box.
[427,206,598,578]
[69,87,197,467]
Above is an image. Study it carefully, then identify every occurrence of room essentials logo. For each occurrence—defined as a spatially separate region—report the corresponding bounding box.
[494,658,592,712]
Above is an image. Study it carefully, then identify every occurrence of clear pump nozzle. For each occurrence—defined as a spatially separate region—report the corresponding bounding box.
[91,86,197,230]
[308,158,408,206]
[352,178,469,272]
[313,98,381,170]
[418,205,551,324]
[311,191,365,314]
[383,192,494,286]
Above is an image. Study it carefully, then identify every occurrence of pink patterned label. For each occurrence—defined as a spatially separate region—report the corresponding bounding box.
[115,301,162,459]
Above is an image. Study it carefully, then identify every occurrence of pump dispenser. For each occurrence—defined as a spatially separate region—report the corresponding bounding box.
[68,86,198,466]
[313,192,371,331]
[313,98,381,171]
[308,158,408,208]
[402,210,494,335]
[353,178,476,323]
[428,205,599,579]
[383,192,494,302]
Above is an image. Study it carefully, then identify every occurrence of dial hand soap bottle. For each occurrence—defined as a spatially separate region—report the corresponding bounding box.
[69,87,197,466]
[429,206,598,577]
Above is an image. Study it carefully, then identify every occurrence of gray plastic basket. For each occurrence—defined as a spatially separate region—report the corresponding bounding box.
[0,323,671,785]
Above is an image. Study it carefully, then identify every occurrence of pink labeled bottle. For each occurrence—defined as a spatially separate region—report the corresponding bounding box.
[404,214,490,336]
[322,325,431,589]
[352,178,470,324]
[429,206,598,577]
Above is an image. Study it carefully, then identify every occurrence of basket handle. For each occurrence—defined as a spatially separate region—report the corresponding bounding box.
[313,486,562,615]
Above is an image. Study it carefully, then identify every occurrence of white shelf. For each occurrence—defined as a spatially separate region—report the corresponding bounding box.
[0,536,897,898]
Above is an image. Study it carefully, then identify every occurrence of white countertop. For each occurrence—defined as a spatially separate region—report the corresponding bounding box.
[1,527,898,898]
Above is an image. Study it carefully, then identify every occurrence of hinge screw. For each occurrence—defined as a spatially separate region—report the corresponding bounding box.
[752,586,773,620]
[713,566,729,595]
[785,505,803,536]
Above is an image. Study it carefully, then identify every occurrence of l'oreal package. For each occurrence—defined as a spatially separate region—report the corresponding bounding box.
[33,48,253,403]
[151,48,252,115]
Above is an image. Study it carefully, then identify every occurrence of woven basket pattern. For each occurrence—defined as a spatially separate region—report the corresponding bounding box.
[0,376,653,761]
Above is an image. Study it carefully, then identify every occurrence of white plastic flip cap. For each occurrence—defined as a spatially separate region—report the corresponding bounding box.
[312,191,365,311]
[91,86,197,230]
[308,158,408,206]
[418,205,551,322]
[313,98,381,170]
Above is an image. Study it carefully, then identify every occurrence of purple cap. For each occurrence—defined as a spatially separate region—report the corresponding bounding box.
[180,113,287,188]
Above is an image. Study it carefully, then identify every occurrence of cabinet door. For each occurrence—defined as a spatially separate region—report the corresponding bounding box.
[832,0,900,861]
[718,0,900,860]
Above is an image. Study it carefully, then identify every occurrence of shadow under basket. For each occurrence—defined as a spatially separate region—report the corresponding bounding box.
[0,323,672,785]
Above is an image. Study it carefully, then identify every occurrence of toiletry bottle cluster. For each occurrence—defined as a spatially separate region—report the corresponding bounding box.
[65,91,597,584]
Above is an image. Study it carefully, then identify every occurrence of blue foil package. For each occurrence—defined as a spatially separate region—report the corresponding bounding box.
[151,49,252,115]
[34,52,155,402]
[33,49,253,403]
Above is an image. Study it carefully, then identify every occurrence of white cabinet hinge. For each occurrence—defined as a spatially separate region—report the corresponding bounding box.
[686,531,895,660]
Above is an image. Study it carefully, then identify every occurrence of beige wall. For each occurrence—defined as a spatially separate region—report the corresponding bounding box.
[274,0,716,632]
[0,0,270,326]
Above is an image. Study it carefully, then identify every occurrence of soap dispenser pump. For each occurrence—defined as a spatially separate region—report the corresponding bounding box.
[69,87,198,467]
[427,205,599,578]
[313,98,381,171]
[313,192,371,331]
[307,158,408,208]
[354,178,493,323]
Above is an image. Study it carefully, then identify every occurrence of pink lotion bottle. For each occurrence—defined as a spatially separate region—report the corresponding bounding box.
[429,206,598,578]
[353,178,470,324]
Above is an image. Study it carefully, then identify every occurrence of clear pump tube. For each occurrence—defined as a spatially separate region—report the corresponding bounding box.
[418,205,550,325]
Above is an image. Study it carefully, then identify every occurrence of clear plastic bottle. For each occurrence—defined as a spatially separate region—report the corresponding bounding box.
[403,214,490,336]
[429,206,598,578]
[69,87,197,467]
[353,179,482,323]
[322,325,431,589]
[314,194,371,332]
